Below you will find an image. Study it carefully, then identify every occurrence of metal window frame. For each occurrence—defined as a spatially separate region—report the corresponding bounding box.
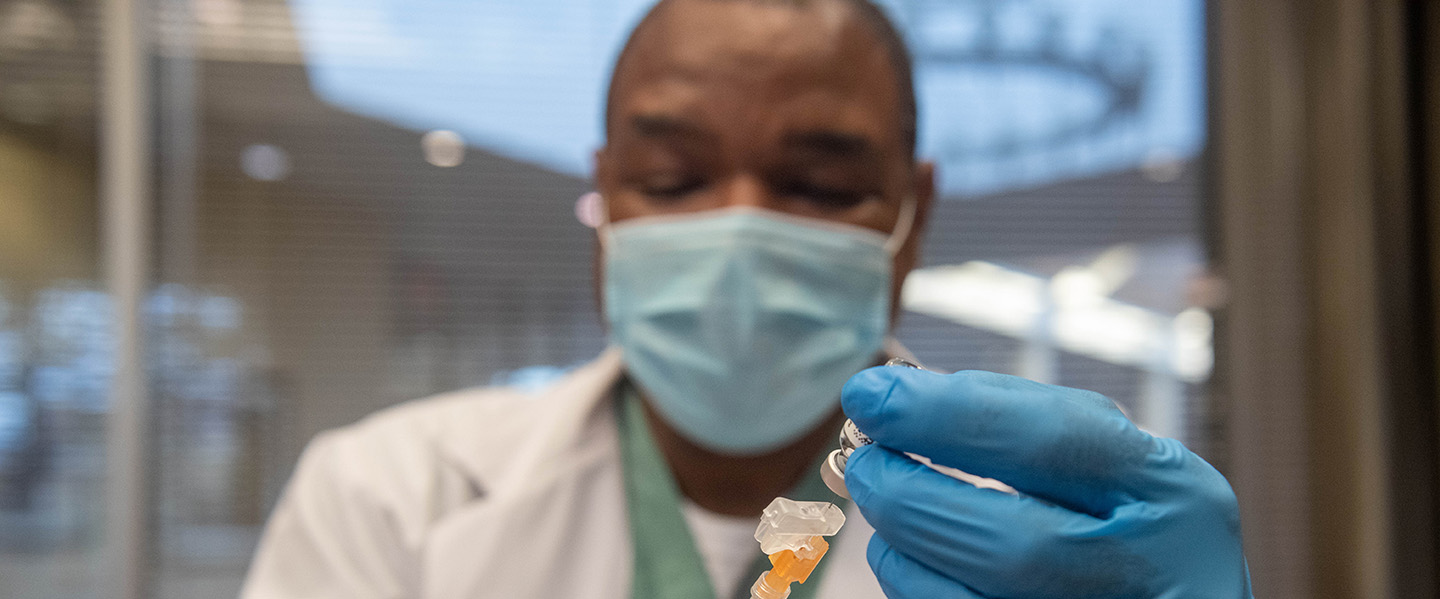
[101,0,153,597]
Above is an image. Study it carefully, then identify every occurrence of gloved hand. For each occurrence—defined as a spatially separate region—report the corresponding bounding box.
[841,367,1251,599]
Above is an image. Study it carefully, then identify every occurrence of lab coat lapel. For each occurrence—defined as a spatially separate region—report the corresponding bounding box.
[422,348,632,599]
[419,452,631,599]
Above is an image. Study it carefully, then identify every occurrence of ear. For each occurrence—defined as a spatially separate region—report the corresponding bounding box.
[888,161,935,326]
[899,160,936,276]
[593,147,613,197]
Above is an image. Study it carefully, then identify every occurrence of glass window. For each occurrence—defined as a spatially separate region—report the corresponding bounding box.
[889,0,1210,445]
[0,1,1211,595]
[0,0,107,596]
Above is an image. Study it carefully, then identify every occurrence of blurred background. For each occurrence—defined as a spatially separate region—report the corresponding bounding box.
[0,0,1434,598]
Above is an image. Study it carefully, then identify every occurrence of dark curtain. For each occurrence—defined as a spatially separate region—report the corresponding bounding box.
[1210,0,1439,598]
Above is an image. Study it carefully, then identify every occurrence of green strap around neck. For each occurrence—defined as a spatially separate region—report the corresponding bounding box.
[617,382,847,599]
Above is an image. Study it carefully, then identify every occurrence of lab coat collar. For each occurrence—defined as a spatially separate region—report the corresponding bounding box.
[432,346,627,493]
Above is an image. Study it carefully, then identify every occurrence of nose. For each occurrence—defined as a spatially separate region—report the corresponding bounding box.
[720,174,778,211]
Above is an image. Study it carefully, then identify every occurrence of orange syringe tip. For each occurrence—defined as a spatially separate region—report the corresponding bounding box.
[762,535,829,588]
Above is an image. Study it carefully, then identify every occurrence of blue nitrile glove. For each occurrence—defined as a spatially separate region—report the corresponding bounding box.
[841,367,1251,599]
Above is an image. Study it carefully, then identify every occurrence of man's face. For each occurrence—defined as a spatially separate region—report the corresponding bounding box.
[595,0,934,318]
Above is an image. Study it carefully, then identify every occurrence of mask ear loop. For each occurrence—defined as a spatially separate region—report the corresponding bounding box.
[883,195,917,257]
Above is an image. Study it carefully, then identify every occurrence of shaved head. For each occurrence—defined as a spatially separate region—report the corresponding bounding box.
[605,0,917,157]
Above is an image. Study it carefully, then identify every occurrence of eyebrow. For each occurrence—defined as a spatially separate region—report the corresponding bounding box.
[782,130,879,159]
[628,114,713,140]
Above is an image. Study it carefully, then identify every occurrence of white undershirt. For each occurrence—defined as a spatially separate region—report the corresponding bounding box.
[681,499,763,599]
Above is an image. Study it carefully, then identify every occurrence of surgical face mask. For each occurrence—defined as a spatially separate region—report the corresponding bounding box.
[600,200,915,455]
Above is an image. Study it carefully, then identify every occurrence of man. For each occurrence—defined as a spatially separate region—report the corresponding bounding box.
[242,1,1251,598]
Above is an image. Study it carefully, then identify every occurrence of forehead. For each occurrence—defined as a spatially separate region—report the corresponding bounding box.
[607,0,905,146]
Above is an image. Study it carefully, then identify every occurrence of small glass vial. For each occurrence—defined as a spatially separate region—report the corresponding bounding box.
[821,357,1016,499]
[820,358,920,498]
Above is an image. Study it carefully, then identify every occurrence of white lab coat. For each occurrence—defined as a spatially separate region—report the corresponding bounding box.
[241,348,888,599]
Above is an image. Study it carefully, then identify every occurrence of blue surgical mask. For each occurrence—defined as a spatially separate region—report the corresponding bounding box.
[601,202,914,455]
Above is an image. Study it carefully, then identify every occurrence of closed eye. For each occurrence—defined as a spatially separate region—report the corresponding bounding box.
[776,182,873,208]
[639,175,706,199]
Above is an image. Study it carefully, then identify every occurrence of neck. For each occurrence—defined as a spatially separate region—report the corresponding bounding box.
[640,398,845,517]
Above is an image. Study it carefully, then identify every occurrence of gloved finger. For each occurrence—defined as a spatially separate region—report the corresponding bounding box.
[846,444,1147,599]
[865,534,987,599]
[842,366,1157,515]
